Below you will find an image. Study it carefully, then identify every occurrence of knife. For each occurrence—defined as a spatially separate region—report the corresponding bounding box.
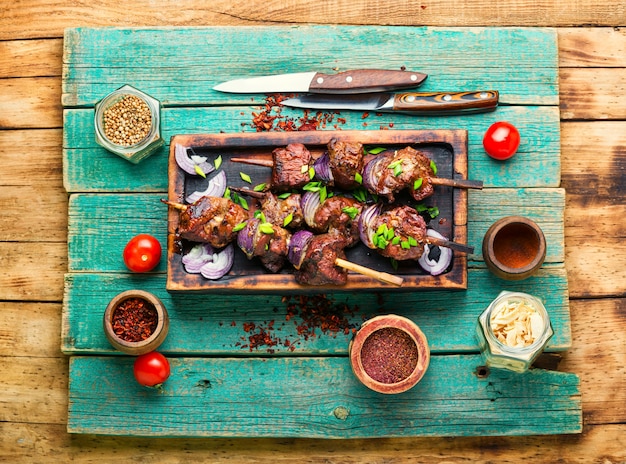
[213,69,428,94]
[281,90,499,115]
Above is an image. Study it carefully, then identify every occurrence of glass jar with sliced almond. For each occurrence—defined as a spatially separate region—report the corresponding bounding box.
[476,291,553,373]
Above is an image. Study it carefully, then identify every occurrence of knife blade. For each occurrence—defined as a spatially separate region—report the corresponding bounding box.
[281,90,499,115]
[213,69,428,94]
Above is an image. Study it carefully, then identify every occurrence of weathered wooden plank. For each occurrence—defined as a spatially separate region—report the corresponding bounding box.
[3,423,626,463]
[0,77,61,129]
[2,1,626,42]
[0,302,64,357]
[560,68,626,120]
[61,268,571,355]
[558,28,626,67]
[67,354,581,437]
[63,105,561,192]
[62,27,558,107]
[0,38,63,78]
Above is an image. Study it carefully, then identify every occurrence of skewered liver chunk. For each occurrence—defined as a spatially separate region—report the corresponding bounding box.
[294,232,349,286]
[271,143,312,191]
[178,196,247,248]
[371,205,428,260]
[311,195,363,246]
[327,138,365,190]
[260,192,304,229]
[237,218,291,273]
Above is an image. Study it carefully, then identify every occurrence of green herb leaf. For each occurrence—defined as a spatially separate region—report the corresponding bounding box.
[376,236,389,249]
[391,236,401,245]
[214,155,223,170]
[303,181,322,192]
[342,206,359,220]
[240,172,252,184]
[253,183,266,192]
[223,187,231,199]
[308,166,316,180]
[259,223,274,234]
[283,213,293,227]
[427,206,440,219]
[413,178,423,190]
[232,221,247,232]
[367,147,386,155]
[277,192,292,199]
[430,160,438,176]
[320,185,328,203]
[354,172,363,184]
[385,227,395,241]
[409,236,418,247]
[353,187,367,203]
[194,165,207,178]
[401,240,410,249]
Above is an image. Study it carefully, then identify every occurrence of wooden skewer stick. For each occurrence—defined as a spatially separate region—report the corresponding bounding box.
[228,186,266,199]
[161,199,188,211]
[430,177,483,189]
[426,236,474,254]
[335,258,404,287]
[230,157,483,189]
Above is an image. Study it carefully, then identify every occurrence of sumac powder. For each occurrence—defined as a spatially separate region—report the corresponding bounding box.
[111,297,158,342]
[360,327,419,384]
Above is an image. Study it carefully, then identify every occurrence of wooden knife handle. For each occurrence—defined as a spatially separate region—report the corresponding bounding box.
[308,69,427,94]
[392,91,499,114]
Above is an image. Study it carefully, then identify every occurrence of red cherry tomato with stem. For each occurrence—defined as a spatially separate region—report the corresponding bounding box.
[123,234,162,272]
[133,351,171,387]
[483,121,521,160]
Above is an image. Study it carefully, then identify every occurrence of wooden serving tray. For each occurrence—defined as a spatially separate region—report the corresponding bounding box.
[166,130,469,292]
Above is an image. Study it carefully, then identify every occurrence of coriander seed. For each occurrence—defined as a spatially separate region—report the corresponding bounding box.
[103,94,152,146]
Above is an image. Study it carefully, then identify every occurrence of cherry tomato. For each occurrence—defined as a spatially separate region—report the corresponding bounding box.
[483,121,521,160]
[133,351,171,387]
[123,234,162,272]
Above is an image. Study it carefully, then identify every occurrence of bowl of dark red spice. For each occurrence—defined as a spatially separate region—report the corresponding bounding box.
[103,290,169,355]
[482,216,546,281]
[94,84,164,164]
[349,314,430,394]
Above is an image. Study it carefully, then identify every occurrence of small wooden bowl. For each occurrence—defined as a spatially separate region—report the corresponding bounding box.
[482,216,546,281]
[103,290,169,355]
[349,314,430,394]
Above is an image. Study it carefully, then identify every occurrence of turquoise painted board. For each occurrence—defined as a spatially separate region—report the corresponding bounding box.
[62,26,577,437]
[62,268,571,355]
[63,106,561,192]
[68,355,581,437]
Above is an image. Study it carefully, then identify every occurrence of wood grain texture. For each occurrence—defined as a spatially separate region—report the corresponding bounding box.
[0,77,61,129]
[0,38,62,78]
[67,354,581,437]
[1,1,626,41]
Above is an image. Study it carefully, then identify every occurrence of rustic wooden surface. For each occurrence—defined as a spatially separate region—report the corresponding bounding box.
[0,1,625,462]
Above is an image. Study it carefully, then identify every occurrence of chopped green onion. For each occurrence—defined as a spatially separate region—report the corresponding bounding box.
[353,187,367,203]
[376,224,387,236]
[308,166,316,179]
[376,236,389,249]
[300,165,309,174]
[401,240,410,249]
[320,185,328,203]
[354,172,363,184]
[194,165,207,178]
[342,206,359,220]
[214,155,223,170]
[253,183,266,192]
[223,187,231,199]
[409,236,418,247]
[430,160,438,175]
[413,178,423,190]
[259,223,274,234]
[232,221,247,232]
[283,213,293,227]
[385,227,395,241]
[240,172,252,183]
[427,206,440,219]
[367,147,386,155]
[390,258,399,271]
[278,192,292,199]
[303,181,322,192]
[391,236,401,245]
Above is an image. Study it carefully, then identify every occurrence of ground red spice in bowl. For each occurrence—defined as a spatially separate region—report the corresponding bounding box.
[111,297,158,342]
[360,327,419,384]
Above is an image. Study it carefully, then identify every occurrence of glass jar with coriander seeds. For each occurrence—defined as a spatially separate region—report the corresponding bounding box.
[94,84,164,164]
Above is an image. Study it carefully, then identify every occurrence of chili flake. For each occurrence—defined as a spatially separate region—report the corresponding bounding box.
[111,297,158,342]
[360,327,418,384]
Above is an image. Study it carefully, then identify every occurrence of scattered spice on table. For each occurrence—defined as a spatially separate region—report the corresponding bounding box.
[360,327,418,384]
[111,297,158,342]
[103,94,152,146]
[248,95,343,132]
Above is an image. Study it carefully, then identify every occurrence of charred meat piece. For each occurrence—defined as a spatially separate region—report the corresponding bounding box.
[237,218,291,273]
[294,231,350,286]
[260,192,304,229]
[271,143,312,191]
[370,205,428,260]
[177,196,247,248]
[311,195,363,246]
[327,138,365,190]
[363,146,435,202]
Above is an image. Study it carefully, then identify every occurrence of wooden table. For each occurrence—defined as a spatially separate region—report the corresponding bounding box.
[1,2,625,462]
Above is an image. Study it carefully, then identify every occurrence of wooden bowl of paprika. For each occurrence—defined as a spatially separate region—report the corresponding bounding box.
[349,314,430,394]
[103,290,169,355]
[482,216,546,281]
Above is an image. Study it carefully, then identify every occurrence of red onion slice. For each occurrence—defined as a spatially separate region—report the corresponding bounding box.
[200,243,235,280]
[418,229,453,275]
[236,218,258,259]
[358,203,382,249]
[287,229,313,269]
[313,152,334,184]
[175,144,215,177]
[185,170,227,203]
[301,190,321,229]
[182,243,215,273]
